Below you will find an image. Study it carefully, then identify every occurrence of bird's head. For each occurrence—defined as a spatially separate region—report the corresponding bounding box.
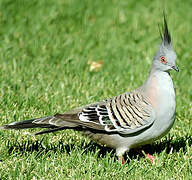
[152,16,179,72]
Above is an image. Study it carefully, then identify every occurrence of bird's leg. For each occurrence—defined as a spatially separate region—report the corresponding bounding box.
[118,156,125,165]
[146,153,155,163]
[116,147,128,164]
[141,150,155,163]
[135,148,155,163]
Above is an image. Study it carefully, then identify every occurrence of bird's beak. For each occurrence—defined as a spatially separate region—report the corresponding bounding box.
[172,65,179,72]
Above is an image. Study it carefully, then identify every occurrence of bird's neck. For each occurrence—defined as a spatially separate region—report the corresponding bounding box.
[139,70,175,110]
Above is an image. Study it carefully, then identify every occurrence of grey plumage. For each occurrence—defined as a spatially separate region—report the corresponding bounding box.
[0,16,179,163]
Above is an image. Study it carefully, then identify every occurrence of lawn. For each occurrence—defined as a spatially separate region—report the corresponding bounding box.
[0,0,191,179]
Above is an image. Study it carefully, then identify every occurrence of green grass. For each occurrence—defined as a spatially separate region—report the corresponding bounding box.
[0,0,191,179]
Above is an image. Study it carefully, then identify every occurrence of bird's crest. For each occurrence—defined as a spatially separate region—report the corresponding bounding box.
[159,14,171,46]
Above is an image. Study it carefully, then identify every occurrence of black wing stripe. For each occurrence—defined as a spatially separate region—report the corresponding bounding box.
[136,93,143,101]
[128,104,144,126]
[111,96,128,127]
[82,112,98,116]
[123,95,144,127]
[118,94,133,127]
[84,107,97,111]
[122,100,138,127]
[134,103,151,119]
[127,93,135,106]
[124,94,145,119]
[115,95,130,127]
[99,105,107,109]
[119,95,135,126]
[141,96,150,105]
[106,100,121,128]
[129,96,145,119]
[86,115,99,119]
[110,101,121,127]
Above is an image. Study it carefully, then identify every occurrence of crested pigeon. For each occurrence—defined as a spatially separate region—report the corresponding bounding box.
[0,16,179,164]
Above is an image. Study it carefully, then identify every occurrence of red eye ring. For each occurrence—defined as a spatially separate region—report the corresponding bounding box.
[160,56,167,64]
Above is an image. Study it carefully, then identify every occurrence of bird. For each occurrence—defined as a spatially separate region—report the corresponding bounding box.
[0,16,179,164]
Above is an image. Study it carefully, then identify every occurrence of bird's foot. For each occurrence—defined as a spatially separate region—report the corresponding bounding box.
[118,156,125,165]
[135,148,155,163]
[146,153,155,163]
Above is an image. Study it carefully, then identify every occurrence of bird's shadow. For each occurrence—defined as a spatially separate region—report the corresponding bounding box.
[4,135,192,162]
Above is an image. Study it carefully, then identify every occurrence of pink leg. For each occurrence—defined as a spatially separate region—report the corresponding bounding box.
[146,153,155,163]
[135,149,155,163]
[118,156,125,165]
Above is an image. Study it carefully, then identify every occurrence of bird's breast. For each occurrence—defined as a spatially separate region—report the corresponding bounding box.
[156,72,176,116]
[151,72,176,138]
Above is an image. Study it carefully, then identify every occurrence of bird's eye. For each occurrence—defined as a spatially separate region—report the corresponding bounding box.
[160,56,167,64]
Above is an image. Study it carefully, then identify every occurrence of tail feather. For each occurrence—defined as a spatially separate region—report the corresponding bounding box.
[0,117,56,130]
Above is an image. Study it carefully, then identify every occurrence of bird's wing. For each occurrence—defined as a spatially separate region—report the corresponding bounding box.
[78,91,156,134]
[32,91,155,135]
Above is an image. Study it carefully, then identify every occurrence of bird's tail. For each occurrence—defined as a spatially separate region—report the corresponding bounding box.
[0,113,84,135]
[0,117,56,130]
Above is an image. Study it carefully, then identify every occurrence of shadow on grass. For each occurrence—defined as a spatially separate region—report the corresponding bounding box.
[4,135,192,161]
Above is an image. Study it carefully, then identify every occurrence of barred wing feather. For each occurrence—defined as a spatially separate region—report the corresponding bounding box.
[79,92,155,135]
